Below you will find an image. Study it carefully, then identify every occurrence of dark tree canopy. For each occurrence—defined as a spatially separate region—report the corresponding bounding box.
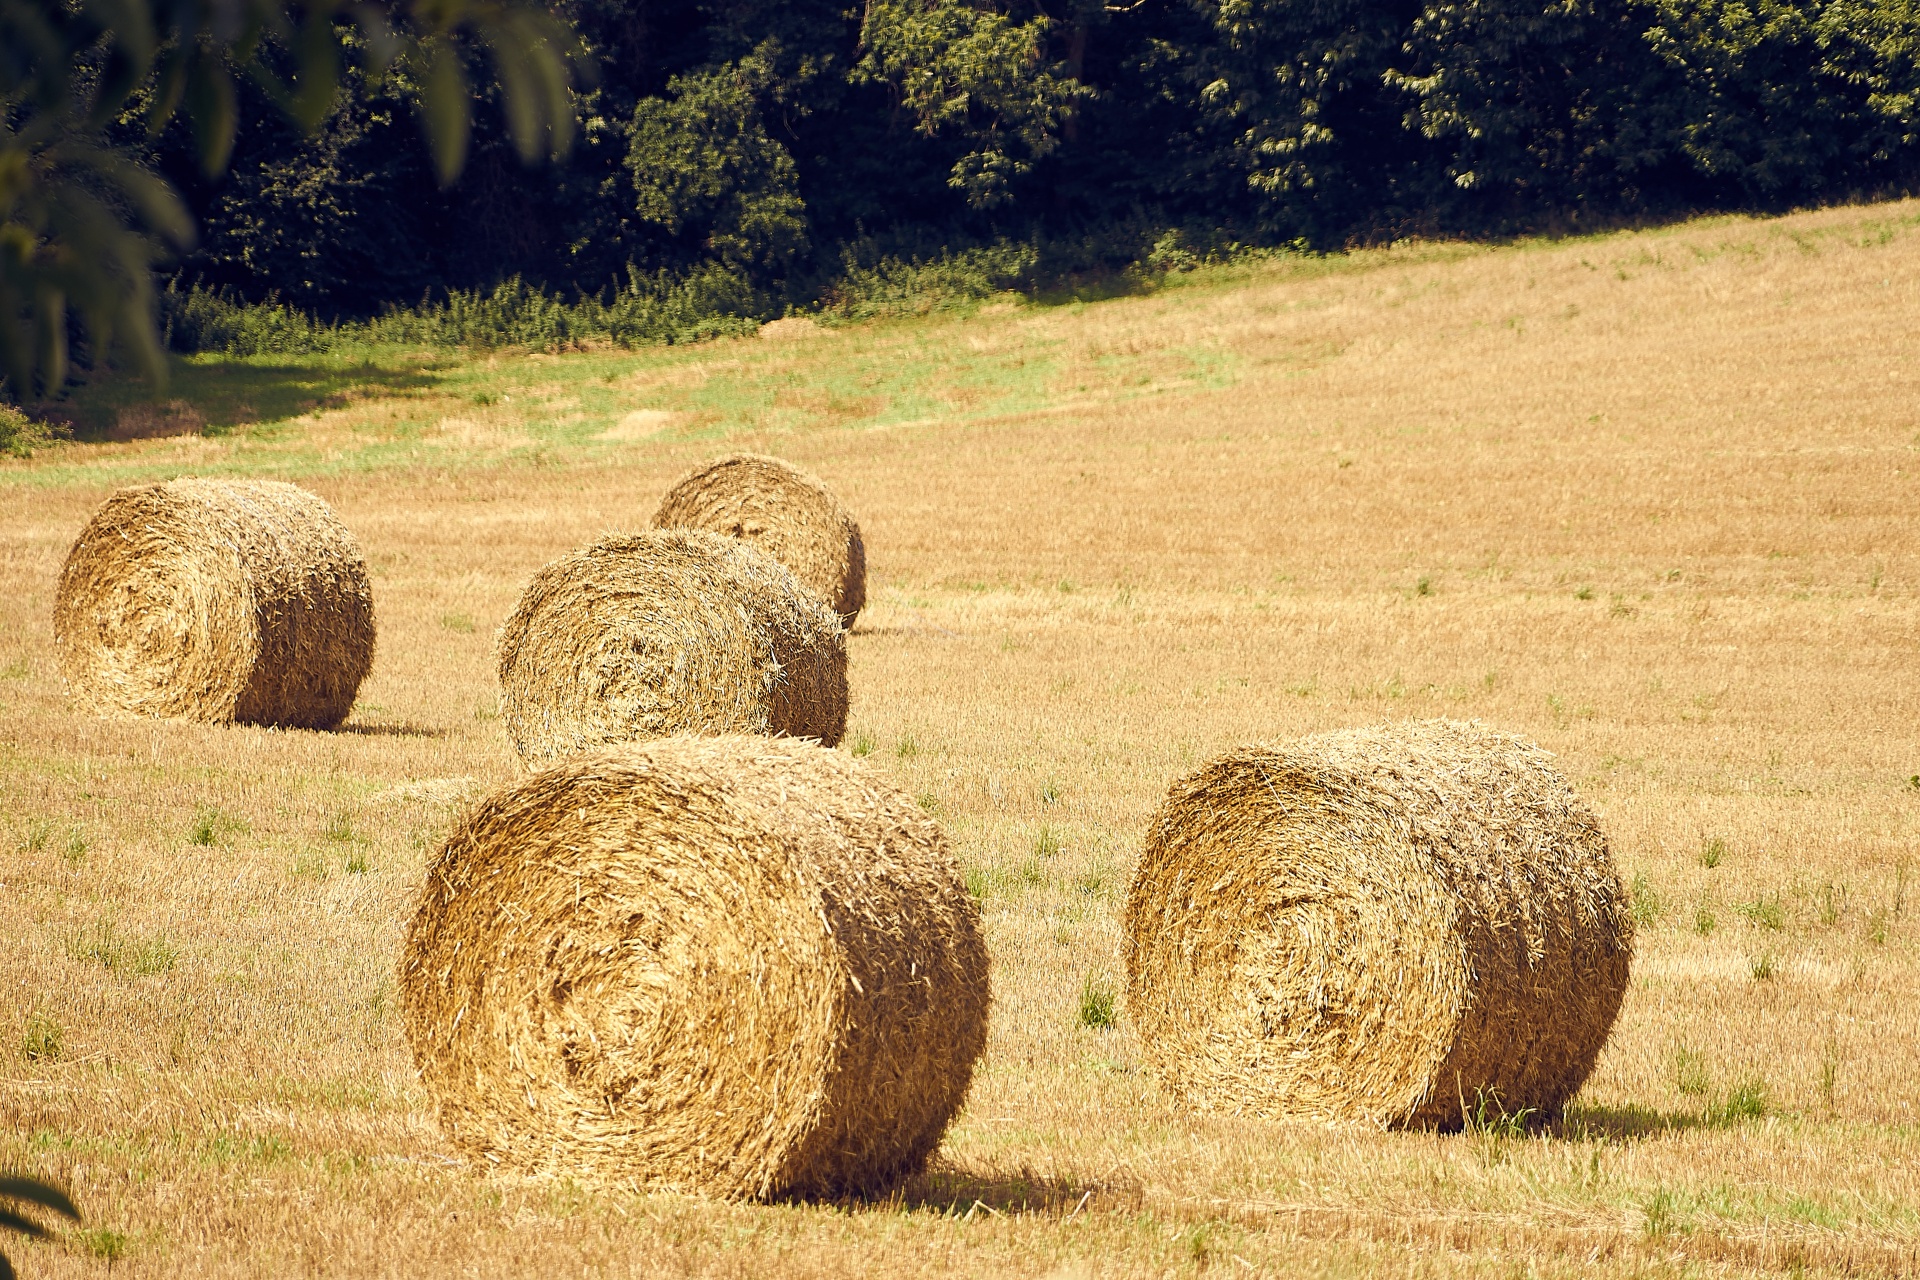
[1,0,583,393]
[8,0,1920,391]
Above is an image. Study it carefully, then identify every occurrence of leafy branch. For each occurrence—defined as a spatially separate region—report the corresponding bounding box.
[1,0,591,398]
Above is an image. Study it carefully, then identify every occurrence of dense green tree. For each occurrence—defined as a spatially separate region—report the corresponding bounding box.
[1,0,584,396]
[14,0,1920,388]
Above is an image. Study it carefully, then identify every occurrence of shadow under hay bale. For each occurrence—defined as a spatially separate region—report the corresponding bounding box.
[1123,719,1633,1129]
[398,735,990,1199]
[496,530,847,767]
[53,478,375,729]
[652,453,867,626]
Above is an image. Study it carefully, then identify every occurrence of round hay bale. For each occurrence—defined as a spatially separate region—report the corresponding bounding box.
[651,454,866,626]
[53,478,375,729]
[398,735,990,1198]
[496,529,847,767]
[1123,719,1632,1129]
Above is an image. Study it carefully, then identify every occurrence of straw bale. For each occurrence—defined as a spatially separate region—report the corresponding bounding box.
[652,454,867,625]
[496,529,847,767]
[1123,719,1632,1129]
[398,735,990,1199]
[53,478,374,729]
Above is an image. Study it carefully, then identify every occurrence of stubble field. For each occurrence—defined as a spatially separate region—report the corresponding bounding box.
[2,199,1918,1277]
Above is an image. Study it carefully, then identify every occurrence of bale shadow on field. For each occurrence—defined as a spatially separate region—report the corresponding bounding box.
[853,624,961,639]
[872,1160,1140,1218]
[36,358,445,442]
[337,722,448,739]
[1553,1102,1716,1141]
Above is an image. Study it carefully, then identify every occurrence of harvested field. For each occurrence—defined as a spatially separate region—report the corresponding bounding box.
[2,199,1919,1277]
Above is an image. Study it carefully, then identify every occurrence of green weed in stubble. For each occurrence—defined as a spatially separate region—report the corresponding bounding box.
[1629,873,1663,928]
[1711,1078,1770,1124]
[1034,825,1060,858]
[78,1225,130,1261]
[1736,897,1784,931]
[1788,1196,1843,1229]
[67,921,177,977]
[1699,836,1725,867]
[849,731,875,757]
[21,1008,62,1062]
[1461,1087,1533,1169]
[1641,1188,1691,1238]
[187,805,246,847]
[19,819,51,854]
[1182,1221,1222,1264]
[1750,952,1775,981]
[1074,863,1111,900]
[1673,1046,1711,1097]
[1078,974,1117,1030]
[1868,907,1891,945]
[440,612,476,634]
[895,735,919,759]
[1693,904,1717,935]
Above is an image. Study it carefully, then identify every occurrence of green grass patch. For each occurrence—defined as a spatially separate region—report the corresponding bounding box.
[1077,974,1117,1030]
[187,805,248,847]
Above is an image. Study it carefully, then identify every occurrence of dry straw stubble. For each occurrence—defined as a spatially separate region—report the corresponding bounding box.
[496,529,847,767]
[398,735,990,1199]
[1124,719,1633,1128]
[652,453,867,626]
[53,478,375,729]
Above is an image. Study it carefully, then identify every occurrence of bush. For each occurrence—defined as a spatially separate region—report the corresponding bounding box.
[162,263,772,358]
[0,405,67,457]
[824,242,1041,320]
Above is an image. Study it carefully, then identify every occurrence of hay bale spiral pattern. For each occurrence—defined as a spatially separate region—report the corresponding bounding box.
[398,735,990,1198]
[496,530,847,767]
[1124,719,1632,1128]
[53,478,375,729]
[652,453,867,626]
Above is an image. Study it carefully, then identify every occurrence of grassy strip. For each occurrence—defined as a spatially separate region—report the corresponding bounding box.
[157,234,1284,360]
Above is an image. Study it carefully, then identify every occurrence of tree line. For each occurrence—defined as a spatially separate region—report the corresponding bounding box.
[7,0,1920,390]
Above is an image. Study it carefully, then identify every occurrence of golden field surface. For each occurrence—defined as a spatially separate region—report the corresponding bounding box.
[3,199,1918,1277]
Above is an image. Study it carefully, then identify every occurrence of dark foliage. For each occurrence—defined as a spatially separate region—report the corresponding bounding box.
[1,0,584,395]
[17,0,1920,367]
[156,0,1920,332]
